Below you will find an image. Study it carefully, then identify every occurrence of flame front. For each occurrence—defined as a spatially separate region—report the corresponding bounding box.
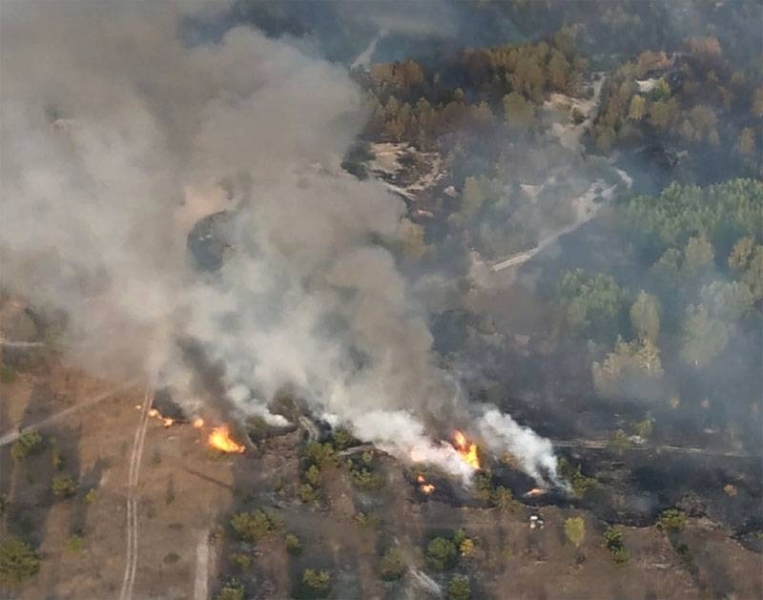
[416,474,435,495]
[453,431,480,470]
[208,426,245,453]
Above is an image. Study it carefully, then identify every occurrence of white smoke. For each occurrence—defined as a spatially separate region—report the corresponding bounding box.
[0,0,560,483]
[477,408,560,485]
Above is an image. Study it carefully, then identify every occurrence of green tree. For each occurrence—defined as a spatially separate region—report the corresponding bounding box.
[461,176,487,219]
[737,127,755,155]
[447,575,472,600]
[285,534,303,556]
[603,526,629,564]
[728,238,763,300]
[379,548,407,581]
[502,92,535,129]
[680,305,729,367]
[557,269,626,340]
[426,537,458,571]
[564,517,586,548]
[547,50,570,90]
[648,100,670,129]
[51,474,77,499]
[701,280,754,322]
[627,95,646,121]
[682,235,715,277]
[11,431,44,461]
[0,537,40,585]
[629,291,661,342]
[592,338,663,400]
[230,509,282,544]
[300,569,332,599]
[657,508,687,534]
[214,580,245,600]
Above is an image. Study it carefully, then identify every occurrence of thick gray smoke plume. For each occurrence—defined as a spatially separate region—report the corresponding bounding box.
[0,1,558,482]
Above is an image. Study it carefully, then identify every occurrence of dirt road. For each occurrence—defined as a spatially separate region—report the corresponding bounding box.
[118,385,154,600]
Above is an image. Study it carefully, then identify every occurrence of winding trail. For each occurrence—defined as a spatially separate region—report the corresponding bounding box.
[0,379,139,448]
[119,384,154,600]
[193,529,211,600]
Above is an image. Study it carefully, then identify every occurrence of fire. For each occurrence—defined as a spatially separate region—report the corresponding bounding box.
[207,426,245,454]
[146,407,174,428]
[416,474,435,495]
[453,431,481,470]
[193,417,205,429]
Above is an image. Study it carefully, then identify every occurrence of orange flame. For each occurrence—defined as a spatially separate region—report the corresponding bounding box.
[416,474,435,494]
[207,426,245,454]
[453,431,480,470]
[193,417,205,429]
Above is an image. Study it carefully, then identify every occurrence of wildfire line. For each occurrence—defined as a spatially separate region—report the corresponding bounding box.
[119,384,154,600]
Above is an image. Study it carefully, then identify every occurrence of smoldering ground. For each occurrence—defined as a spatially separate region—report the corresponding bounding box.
[0,1,561,482]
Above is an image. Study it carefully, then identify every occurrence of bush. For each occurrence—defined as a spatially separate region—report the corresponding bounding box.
[564,517,586,548]
[51,474,77,499]
[657,508,687,534]
[304,465,322,487]
[379,548,406,581]
[447,575,471,600]
[11,431,44,461]
[229,552,252,570]
[558,458,596,498]
[298,483,319,504]
[349,465,384,491]
[491,486,518,511]
[214,579,245,600]
[0,537,41,584]
[0,364,18,384]
[0,495,8,516]
[426,537,458,571]
[301,442,336,469]
[230,509,282,543]
[66,534,84,553]
[603,526,629,564]
[285,534,303,556]
[330,427,358,451]
[85,489,98,504]
[300,569,332,599]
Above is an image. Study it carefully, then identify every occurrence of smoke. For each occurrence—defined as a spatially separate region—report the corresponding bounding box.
[477,409,560,485]
[0,0,560,482]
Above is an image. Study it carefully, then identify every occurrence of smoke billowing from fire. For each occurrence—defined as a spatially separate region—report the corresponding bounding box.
[0,1,560,482]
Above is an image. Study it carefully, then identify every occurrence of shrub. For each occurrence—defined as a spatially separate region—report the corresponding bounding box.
[66,534,84,553]
[298,483,319,504]
[300,568,332,599]
[0,495,8,516]
[426,537,458,571]
[304,465,322,487]
[447,575,472,600]
[349,465,384,491]
[51,474,77,499]
[558,459,595,498]
[330,427,357,451]
[214,579,245,600]
[0,363,18,384]
[285,534,303,556]
[163,552,181,565]
[564,517,586,548]
[379,548,406,581]
[11,431,44,461]
[603,526,629,564]
[85,489,98,504]
[491,486,518,511]
[657,508,687,534]
[229,552,252,570]
[301,442,336,469]
[0,537,41,584]
[230,509,282,543]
